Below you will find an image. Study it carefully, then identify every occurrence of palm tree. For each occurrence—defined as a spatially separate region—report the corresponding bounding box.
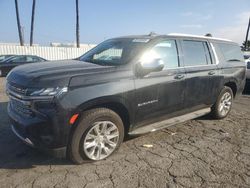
[244,17,250,51]
[30,0,36,46]
[76,0,80,48]
[14,0,24,46]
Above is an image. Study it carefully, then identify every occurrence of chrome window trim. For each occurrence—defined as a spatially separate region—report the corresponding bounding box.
[179,64,217,69]
[159,64,217,71]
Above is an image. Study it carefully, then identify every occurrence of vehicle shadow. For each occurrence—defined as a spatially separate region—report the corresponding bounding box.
[0,102,72,169]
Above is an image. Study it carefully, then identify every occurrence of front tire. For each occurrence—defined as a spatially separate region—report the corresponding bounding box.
[68,108,124,164]
[210,86,233,119]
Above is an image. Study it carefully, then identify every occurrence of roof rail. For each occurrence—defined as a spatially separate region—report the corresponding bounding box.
[168,33,232,42]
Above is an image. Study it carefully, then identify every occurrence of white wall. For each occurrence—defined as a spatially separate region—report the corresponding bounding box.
[0,45,95,60]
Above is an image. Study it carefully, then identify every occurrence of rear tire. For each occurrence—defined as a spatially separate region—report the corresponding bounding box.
[68,108,124,164]
[210,86,233,119]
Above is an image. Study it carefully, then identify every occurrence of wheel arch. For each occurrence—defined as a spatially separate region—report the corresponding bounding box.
[224,81,237,98]
[70,96,132,136]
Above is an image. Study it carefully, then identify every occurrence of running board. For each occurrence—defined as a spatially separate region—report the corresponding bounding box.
[128,108,211,135]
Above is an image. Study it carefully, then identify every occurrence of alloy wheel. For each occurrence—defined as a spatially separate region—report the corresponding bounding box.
[83,121,119,160]
[218,92,232,116]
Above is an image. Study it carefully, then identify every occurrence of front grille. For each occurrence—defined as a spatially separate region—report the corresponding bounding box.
[10,98,33,117]
[7,82,27,96]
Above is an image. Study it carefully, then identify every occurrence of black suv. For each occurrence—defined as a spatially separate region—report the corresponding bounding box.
[6,34,246,163]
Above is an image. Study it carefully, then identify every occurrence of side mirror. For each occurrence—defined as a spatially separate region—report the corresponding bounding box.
[136,58,164,77]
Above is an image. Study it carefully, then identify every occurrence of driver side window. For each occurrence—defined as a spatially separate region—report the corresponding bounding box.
[150,40,179,69]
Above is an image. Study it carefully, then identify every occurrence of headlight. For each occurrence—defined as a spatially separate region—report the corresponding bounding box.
[30,87,68,96]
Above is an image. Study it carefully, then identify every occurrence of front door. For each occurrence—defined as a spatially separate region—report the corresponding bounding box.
[134,39,186,128]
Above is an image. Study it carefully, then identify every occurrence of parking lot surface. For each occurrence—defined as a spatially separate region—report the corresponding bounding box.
[0,77,250,188]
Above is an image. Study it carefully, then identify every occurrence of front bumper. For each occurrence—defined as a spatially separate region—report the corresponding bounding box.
[11,124,34,147]
[7,96,70,158]
[11,124,66,157]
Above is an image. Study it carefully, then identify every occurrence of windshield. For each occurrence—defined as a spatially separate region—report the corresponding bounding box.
[79,38,149,66]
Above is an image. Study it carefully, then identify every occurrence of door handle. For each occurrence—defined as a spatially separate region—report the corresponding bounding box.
[208,71,216,75]
[174,74,185,80]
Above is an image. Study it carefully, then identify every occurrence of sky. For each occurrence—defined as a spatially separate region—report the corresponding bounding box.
[0,0,249,46]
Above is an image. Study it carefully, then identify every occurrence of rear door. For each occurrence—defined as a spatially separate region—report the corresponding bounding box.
[134,39,186,127]
[180,39,218,109]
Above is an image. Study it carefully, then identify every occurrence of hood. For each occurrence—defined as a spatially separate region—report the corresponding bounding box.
[7,60,116,88]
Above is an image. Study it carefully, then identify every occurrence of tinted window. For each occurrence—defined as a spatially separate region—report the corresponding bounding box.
[32,57,42,62]
[9,56,26,63]
[214,42,243,62]
[182,40,211,66]
[141,40,179,69]
[0,55,13,61]
[26,56,35,62]
[0,56,5,61]
[36,57,45,62]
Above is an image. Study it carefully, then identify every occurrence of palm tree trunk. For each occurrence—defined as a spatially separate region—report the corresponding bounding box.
[30,0,36,46]
[14,0,24,46]
[76,0,80,48]
[245,17,250,51]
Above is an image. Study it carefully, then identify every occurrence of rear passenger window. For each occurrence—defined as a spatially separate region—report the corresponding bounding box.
[213,42,243,62]
[182,40,212,66]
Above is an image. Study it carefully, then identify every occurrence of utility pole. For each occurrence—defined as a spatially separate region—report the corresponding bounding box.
[30,0,36,46]
[245,17,250,51]
[14,0,24,46]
